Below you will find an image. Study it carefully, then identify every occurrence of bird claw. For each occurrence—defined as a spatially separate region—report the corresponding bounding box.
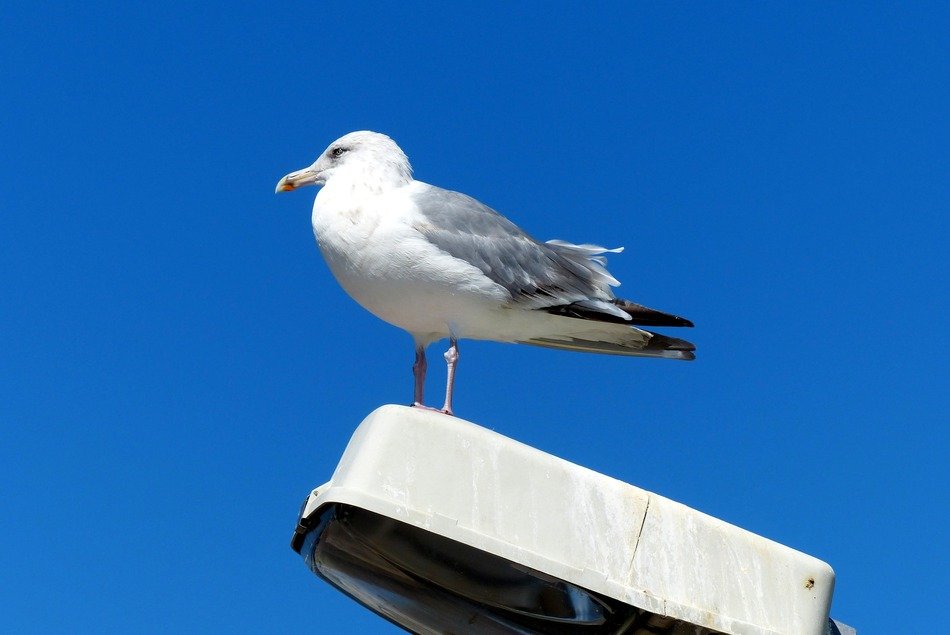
[411,402,454,416]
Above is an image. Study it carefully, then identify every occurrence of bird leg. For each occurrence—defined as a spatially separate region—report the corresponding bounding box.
[411,345,429,408]
[441,338,459,415]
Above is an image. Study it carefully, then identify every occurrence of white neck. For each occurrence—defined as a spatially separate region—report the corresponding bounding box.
[330,159,412,195]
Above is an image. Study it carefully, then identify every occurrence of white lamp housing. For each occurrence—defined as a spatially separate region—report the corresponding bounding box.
[292,405,852,635]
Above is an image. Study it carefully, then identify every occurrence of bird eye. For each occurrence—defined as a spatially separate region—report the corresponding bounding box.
[331,147,346,158]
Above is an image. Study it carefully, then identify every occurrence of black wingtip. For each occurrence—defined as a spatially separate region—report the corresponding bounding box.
[646,332,696,351]
[612,299,694,328]
[544,298,694,328]
[644,331,697,360]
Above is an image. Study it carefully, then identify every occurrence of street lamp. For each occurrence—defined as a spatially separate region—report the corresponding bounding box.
[291,406,854,634]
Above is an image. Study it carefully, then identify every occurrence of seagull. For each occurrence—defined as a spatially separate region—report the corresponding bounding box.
[276,131,694,415]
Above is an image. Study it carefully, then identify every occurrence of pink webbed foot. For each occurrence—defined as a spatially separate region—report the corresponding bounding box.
[411,401,445,413]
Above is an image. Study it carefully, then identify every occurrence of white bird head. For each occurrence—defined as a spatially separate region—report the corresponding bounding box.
[276,131,413,194]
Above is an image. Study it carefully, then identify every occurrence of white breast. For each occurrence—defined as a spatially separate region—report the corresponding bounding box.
[311,181,510,343]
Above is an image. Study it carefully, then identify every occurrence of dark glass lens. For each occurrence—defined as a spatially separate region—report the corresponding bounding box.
[297,503,719,635]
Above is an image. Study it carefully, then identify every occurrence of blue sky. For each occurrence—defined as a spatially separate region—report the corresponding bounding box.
[2,3,946,632]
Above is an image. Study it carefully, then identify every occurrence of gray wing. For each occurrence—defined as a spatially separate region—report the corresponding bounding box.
[410,185,628,316]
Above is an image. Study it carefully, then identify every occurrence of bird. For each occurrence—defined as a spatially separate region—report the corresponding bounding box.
[276,131,694,415]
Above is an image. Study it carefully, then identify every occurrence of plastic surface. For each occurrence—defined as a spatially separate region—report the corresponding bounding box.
[299,405,837,635]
